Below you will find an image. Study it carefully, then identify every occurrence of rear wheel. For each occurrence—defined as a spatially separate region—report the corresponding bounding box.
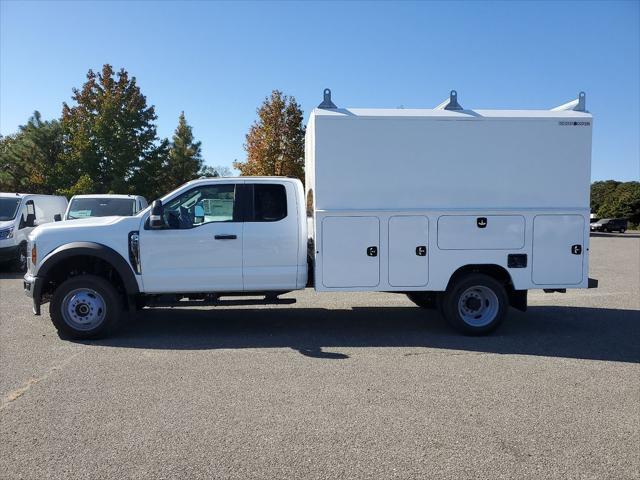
[50,274,123,339]
[620,227,626,234]
[441,273,508,335]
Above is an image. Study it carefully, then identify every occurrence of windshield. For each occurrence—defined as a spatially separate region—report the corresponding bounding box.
[0,198,21,221]
[67,198,136,219]
[597,218,612,224]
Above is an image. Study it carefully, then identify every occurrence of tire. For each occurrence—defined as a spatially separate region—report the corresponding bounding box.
[441,273,508,335]
[12,243,27,272]
[619,228,626,234]
[406,292,437,309]
[50,274,123,339]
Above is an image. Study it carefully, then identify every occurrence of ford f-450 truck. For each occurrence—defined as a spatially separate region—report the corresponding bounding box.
[24,90,597,339]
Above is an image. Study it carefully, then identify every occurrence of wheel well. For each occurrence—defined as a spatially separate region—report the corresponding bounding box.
[447,264,512,288]
[447,264,526,312]
[41,255,126,301]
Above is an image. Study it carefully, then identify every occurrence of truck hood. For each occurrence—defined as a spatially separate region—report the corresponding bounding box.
[29,215,144,268]
[0,220,14,230]
[34,215,133,233]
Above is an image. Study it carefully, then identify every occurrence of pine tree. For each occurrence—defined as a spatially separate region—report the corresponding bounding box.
[61,64,159,194]
[234,90,305,182]
[0,112,63,194]
[165,112,203,190]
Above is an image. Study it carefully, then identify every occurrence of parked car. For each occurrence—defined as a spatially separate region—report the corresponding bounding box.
[0,193,67,271]
[24,90,597,339]
[590,218,628,233]
[64,194,147,220]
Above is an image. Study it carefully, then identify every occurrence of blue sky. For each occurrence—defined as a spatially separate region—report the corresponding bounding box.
[1,0,638,181]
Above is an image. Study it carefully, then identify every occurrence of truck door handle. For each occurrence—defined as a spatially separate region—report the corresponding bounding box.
[214,234,237,240]
[366,246,378,257]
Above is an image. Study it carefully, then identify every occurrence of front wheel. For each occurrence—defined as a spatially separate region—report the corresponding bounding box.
[50,274,123,339]
[619,228,626,234]
[441,273,508,335]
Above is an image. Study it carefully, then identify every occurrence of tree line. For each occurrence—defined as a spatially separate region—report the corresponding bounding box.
[1,64,636,226]
[0,64,305,200]
[591,180,640,226]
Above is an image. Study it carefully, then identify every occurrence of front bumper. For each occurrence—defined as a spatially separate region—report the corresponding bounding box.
[23,273,43,315]
[0,244,19,263]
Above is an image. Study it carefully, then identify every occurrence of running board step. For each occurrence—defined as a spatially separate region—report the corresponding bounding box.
[145,294,296,308]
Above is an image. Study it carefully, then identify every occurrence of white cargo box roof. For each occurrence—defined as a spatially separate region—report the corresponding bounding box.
[305,92,592,211]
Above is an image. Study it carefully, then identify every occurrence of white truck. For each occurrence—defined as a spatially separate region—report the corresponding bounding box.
[23,90,597,339]
[0,193,68,271]
[64,194,148,220]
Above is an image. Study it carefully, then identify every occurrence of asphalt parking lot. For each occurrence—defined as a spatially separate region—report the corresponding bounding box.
[1,233,639,480]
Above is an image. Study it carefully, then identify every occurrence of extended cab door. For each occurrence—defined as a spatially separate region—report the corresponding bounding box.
[242,182,299,291]
[139,182,244,293]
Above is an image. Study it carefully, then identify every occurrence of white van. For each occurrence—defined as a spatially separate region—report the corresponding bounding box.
[0,193,68,271]
[64,194,148,220]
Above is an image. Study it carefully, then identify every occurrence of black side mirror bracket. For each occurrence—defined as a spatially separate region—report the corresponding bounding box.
[54,214,62,222]
[149,200,165,229]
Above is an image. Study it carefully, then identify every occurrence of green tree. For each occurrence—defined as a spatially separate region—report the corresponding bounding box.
[200,165,232,177]
[165,112,203,190]
[0,112,63,194]
[590,180,621,214]
[234,90,305,182]
[61,64,160,194]
[130,139,171,200]
[596,181,640,224]
[58,174,96,198]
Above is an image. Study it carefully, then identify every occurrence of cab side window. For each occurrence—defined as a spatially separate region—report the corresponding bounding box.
[163,184,236,229]
[252,184,287,222]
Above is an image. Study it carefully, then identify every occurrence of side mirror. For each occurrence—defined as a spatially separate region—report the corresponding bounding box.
[149,200,165,229]
[54,214,62,222]
[25,213,36,228]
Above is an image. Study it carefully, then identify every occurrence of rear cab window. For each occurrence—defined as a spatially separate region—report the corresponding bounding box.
[249,184,287,222]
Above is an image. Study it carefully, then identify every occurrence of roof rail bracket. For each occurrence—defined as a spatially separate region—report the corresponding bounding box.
[435,90,464,111]
[551,91,587,112]
[318,88,337,109]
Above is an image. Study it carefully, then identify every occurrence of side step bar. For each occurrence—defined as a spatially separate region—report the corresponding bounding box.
[145,293,296,308]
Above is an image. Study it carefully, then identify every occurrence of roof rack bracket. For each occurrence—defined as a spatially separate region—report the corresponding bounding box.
[435,90,463,111]
[551,91,587,112]
[318,88,337,109]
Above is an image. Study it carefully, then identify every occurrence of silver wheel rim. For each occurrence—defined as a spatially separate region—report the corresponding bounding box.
[457,285,499,327]
[61,288,106,331]
[19,249,27,270]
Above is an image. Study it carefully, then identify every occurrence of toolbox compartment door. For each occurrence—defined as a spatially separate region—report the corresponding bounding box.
[321,216,380,288]
[388,216,429,287]
[437,215,525,250]
[532,215,584,285]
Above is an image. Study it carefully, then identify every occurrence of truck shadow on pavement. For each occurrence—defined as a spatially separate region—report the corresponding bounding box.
[85,305,640,364]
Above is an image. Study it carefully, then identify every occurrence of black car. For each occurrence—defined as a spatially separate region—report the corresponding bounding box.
[590,218,628,233]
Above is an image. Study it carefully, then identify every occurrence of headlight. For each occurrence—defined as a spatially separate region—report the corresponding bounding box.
[0,227,14,240]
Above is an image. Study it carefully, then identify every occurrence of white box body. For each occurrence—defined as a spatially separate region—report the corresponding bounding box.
[305,107,593,292]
